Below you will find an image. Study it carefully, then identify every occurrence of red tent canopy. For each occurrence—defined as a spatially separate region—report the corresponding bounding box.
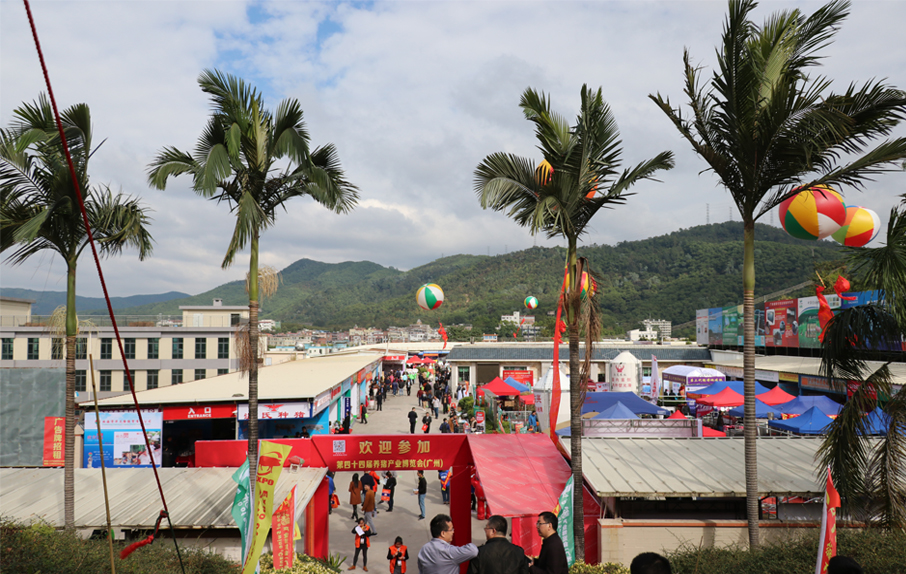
[406,356,422,365]
[696,387,744,407]
[520,393,535,405]
[756,385,795,406]
[702,426,727,437]
[480,377,521,397]
[667,410,687,419]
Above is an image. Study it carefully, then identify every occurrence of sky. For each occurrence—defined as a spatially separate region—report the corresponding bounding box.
[2,0,904,299]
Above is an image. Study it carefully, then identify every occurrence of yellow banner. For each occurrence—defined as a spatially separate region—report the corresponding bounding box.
[241,441,293,574]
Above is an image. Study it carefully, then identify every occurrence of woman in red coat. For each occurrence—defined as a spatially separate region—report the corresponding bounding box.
[349,473,363,520]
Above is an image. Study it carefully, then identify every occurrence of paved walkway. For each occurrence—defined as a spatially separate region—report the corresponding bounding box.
[328,389,485,571]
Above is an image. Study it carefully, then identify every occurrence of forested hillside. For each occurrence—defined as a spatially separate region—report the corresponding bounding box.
[86,222,842,335]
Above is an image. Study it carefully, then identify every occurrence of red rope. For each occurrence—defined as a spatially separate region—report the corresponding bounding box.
[22,2,182,568]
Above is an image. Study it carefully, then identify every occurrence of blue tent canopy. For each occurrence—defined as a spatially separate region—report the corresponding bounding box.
[690,380,771,396]
[860,408,890,436]
[592,402,640,420]
[503,377,531,393]
[728,399,782,419]
[778,395,843,418]
[582,392,669,416]
[768,407,834,435]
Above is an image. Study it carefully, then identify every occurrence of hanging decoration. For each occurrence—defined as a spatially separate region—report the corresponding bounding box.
[778,185,846,241]
[831,206,881,247]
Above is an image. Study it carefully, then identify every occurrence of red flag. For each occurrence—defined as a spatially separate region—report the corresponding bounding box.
[834,276,857,301]
[816,286,835,343]
[549,266,568,443]
[438,322,448,350]
[815,467,841,574]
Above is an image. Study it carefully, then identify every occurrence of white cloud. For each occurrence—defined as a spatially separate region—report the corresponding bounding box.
[2,0,904,298]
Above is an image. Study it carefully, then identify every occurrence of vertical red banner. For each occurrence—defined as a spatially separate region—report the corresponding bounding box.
[43,416,65,467]
[272,487,295,570]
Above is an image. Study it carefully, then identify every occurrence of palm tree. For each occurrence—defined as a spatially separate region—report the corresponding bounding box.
[817,193,906,530]
[148,69,358,496]
[650,0,906,546]
[475,85,674,559]
[0,95,154,528]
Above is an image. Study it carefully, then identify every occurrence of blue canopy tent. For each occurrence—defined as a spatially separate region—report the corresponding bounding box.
[728,399,782,419]
[581,392,669,416]
[860,408,890,436]
[768,407,834,435]
[592,402,640,420]
[503,377,531,393]
[778,395,843,418]
[689,380,771,396]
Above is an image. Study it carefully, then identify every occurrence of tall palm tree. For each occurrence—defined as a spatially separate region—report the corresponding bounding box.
[818,193,906,530]
[0,95,154,528]
[650,0,906,546]
[475,85,674,558]
[148,69,358,496]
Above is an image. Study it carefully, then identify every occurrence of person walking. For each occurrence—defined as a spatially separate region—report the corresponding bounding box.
[362,483,377,535]
[433,396,441,418]
[422,412,432,434]
[416,470,427,520]
[439,418,451,434]
[417,514,478,574]
[438,468,450,504]
[377,391,383,411]
[384,471,397,512]
[360,403,368,424]
[467,515,530,574]
[349,473,363,520]
[408,408,418,434]
[349,518,373,571]
[388,536,409,574]
[528,512,567,574]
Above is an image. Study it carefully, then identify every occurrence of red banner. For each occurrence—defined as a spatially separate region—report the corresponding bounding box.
[312,434,468,472]
[272,487,295,570]
[43,417,65,467]
[815,467,841,574]
[163,404,236,420]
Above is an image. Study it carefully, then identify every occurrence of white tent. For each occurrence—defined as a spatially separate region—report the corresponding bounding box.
[533,366,570,431]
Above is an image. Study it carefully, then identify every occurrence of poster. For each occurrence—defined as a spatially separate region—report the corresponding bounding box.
[722,305,740,346]
[708,307,723,345]
[765,299,799,348]
[798,294,841,348]
[754,302,766,347]
[83,410,162,468]
[502,370,534,386]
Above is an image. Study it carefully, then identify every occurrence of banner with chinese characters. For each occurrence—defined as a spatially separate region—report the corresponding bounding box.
[83,410,162,468]
[43,417,65,466]
[237,402,311,421]
[241,441,293,574]
[272,486,296,570]
[312,435,468,472]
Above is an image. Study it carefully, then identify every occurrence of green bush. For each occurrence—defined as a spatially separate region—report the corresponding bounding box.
[570,559,630,574]
[667,528,906,574]
[259,551,343,574]
[458,396,474,418]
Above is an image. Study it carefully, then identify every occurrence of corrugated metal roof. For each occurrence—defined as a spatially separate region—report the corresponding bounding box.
[446,345,710,362]
[708,354,906,385]
[95,352,380,407]
[0,466,326,529]
[576,436,851,498]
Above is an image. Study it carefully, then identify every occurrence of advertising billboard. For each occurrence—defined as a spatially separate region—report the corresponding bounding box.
[708,307,723,345]
[84,410,162,468]
[696,309,709,345]
[765,299,799,348]
[754,302,766,347]
[797,294,841,348]
[722,305,741,346]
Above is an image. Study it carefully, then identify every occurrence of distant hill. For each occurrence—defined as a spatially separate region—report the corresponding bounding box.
[0,288,190,316]
[93,222,844,335]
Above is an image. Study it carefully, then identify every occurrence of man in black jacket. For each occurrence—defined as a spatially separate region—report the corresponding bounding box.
[528,512,568,574]
[408,408,418,434]
[468,515,530,574]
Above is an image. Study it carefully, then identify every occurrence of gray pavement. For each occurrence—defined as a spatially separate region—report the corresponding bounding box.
[328,388,486,571]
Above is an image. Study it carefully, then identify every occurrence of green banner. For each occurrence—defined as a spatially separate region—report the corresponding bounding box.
[231,458,251,561]
[555,476,576,567]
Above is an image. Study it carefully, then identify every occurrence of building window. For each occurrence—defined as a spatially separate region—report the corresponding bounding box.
[124,338,136,360]
[217,368,229,376]
[75,370,87,392]
[1,338,12,360]
[147,338,159,359]
[172,338,183,359]
[76,338,87,360]
[99,370,112,392]
[195,338,206,359]
[458,366,469,383]
[194,368,206,380]
[51,338,64,360]
[27,338,39,360]
[100,338,112,360]
[147,370,159,390]
[218,337,229,359]
[231,313,240,326]
[171,369,183,385]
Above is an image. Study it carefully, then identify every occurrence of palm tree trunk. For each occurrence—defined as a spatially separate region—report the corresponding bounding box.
[64,264,77,529]
[742,218,759,548]
[566,238,584,561]
[248,232,260,499]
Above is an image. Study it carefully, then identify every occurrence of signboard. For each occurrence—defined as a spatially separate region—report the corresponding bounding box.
[801,375,845,394]
[502,370,534,386]
[314,435,466,471]
[43,416,65,467]
[383,355,406,362]
[754,302,766,347]
[708,307,723,345]
[696,309,709,345]
[237,402,311,420]
[475,410,485,424]
[798,294,841,348]
[84,410,162,468]
[722,305,741,346]
[313,390,332,414]
[163,404,236,420]
[711,365,780,383]
[765,299,799,348]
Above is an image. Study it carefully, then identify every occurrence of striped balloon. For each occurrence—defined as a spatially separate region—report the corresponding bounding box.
[832,206,881,247]
[524,296,538,310]
[416,284,445,310]
[778,185,846,241]
[579,272,597,301]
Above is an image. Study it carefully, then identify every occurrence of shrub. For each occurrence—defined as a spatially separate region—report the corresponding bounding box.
[570,559,630,574]
[259,552,343,574]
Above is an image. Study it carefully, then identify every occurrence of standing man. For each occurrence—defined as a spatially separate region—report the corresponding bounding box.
[377,390,383,411]
[422,411,433,434]
[417,514,478,574]
[468,515,530,574]
[362,483,377,536]
[416,470,428,520]
[439,418,450,434]
[408,407,418,434]
[384,471,397,512]
[528,512,567,574]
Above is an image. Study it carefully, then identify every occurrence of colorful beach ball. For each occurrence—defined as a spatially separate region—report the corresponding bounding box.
[778,185,846,241]
[524,296,538,310]
[579,272,597,301]
[416,284,445,310]
[832,206,881,247]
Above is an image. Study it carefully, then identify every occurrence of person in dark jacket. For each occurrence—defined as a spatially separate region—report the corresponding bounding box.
[528,512,567,574]
[408,408,418,434]
[422,412,432,434]
[384,471,397,512]
[468,515,530,574]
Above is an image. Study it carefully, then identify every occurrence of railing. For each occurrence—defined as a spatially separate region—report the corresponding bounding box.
[0,315,241,329]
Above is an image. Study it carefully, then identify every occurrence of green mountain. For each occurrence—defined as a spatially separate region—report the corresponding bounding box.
[0,288,190,316]
[91,222,843,336]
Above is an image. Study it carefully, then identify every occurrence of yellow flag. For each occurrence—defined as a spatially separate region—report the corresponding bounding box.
[241,441,293,574]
